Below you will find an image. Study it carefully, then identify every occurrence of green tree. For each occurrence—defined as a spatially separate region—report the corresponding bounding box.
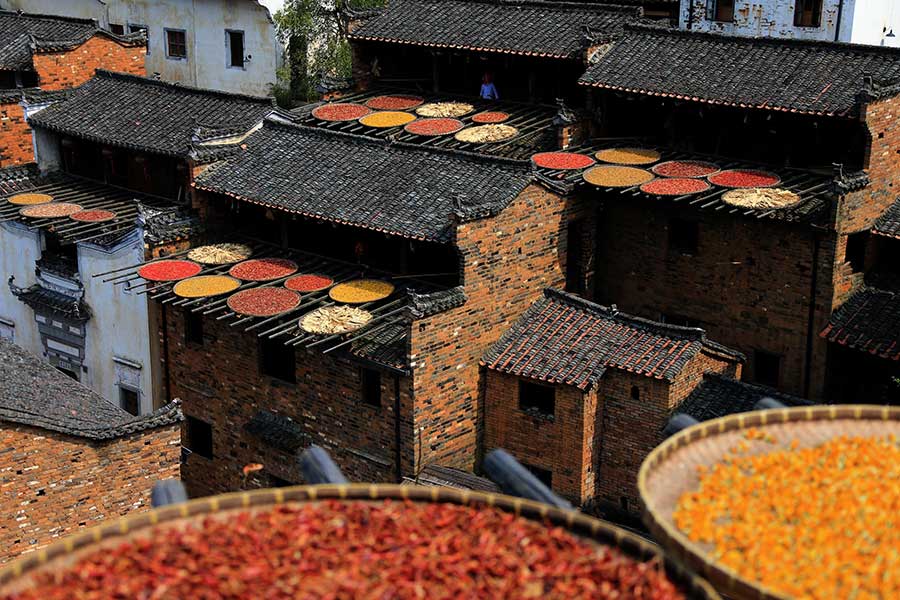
[273,0,384,107]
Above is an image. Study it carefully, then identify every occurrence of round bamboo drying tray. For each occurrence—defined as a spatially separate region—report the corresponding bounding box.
[639,405,900,600]
[0,484,721,599]
[7,193,53,206]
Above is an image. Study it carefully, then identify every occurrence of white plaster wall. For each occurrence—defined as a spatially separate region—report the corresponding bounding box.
[1,0,277,96]
[0,223,43,353]
[678,0,900,45]
[844,0,900,46]
[78,232,156,415]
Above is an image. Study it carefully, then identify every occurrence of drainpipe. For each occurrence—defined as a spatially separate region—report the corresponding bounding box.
[834,0,844,42]
[161,303,172,402]
[803,231,821,398]
[687,0,695,30]
[394,374,402,482]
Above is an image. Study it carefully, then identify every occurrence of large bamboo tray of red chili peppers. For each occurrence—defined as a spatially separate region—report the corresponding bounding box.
[639,405,900,600]
[0,485,720,599]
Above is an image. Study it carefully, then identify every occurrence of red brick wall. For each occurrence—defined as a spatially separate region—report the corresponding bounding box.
[167,309,408,498]
[0,101,33,167]
[0,422,180,563]
[596,352,738,515]
[408,184,573,473]
[839,95,900,234]
[594,198,835,398]
[33,36,146,91]
[483,372,596,503]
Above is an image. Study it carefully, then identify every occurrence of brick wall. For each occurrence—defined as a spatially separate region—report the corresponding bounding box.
[595,352,738,515]
[408,184,574,473]
[0,422,180,563]
[33,36,146,91]
[594,197,835,398]
[168,309,408,498]
[0,101,33,167]
[483,371,595,503]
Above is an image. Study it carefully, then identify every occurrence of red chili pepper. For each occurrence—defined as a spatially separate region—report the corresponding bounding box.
[229,258,298,282]
[311,103,371,122]
[651,160,720,178]
[404,118,464,136]
[708,169,780,188]
[284,274,334,293]
[137,259,202,282]
[3,501,686,599]
[640,178,711,196]
[532,152,595,171]
[365,95,424,110]
[226,288,300,317]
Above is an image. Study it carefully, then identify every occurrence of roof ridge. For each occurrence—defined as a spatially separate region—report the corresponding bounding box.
[626,21,900,58]
[92,69,276,105]
[261,116,531,169]
[543,287,707,341]
[389,0,639,14]
[0,9,97,26]
[702,372,796,399]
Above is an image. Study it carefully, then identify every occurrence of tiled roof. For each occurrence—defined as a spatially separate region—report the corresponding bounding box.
[579,23,900,117]
[874,197,900,239]
[349,321,409,372]
[349,0,639,59]
[821,287,900,360]
[483,288,742,390]
[28,70,275,157]
[0,162,40,195]
[402,465,501,493]
[0,11,143,72]
[676,373,813,422]
[244,410,309,453]
[11,284,91,322]
[408,287,467,318]
[0,337,181,440]
[193,119,533,243]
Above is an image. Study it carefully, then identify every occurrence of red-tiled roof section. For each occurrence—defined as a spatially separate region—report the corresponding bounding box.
[821,287,900,360]
[483,288,742,389]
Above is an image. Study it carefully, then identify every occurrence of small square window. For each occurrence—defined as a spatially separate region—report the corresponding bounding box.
[668,218,698,256]
[523,463,553,488]
[519,380,555,419]
[361,368,381,407]
[109,24,125,35]
[165,28,187,59]
[753,350,781,388]
[845,232,867,273]
[185,416,213,459]
[259,338,296,383]
[119,387,140,416]
[227,30,245,68]
[794,0,823,27]
[630,386,640,400]
[184,311,203,345]
[710,0,735,22]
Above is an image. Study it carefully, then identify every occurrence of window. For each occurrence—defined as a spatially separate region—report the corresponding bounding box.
[226,30,245,68]
[259,337,296,383]
[660,313,704,328]
[119,386,139,416]
[184,310,204,345]
[630,386,640,400]
[361,368,382,407]
[668,218,698,256]
[565,220,584,294]
[794,0,823,27]
[109,23,125,35]
[128,24,148,53]
[709,0,735,22]
[753,350,781,388]
[165,28,187,59]
[519,380,555,419]
[845,232,868,273]
[523,463,553,488]
[185,416,213,459]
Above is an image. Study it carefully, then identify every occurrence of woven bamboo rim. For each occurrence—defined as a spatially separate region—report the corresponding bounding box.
[638,405,900,600]
[0,484,720,598]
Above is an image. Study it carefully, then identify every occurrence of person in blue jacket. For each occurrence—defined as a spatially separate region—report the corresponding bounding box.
[480,72,499,100]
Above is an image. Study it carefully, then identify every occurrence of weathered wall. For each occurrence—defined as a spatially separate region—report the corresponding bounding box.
[0,101,33,168]
[168,309,408,498]
[594,196,835,398]
[409,184,574,473]
[79,233,157,415]
[483,371,595,503]
[33,35,146,91]
[0,421,180,563]
[0,222,42,352]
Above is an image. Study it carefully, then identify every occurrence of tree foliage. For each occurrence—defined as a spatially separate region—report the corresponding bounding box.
[273,0,384,106]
